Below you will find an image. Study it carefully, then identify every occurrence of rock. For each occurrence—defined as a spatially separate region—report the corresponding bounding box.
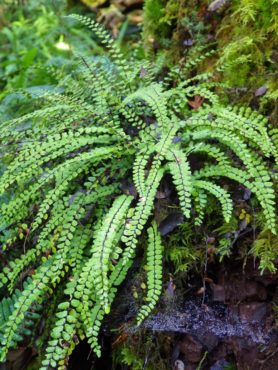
[255,86,267,97]
[4,347,36,370]
[173,359,185,370]
[239,302,267,322]
[158,213,184,236]
[243,188,252,200]
[198,332,219,352]
[183,39,194,46]
[242,281,267,301]
[120,180,137,198]
[222,278,267,302]
[260,344,278,370]
[210,359,230,370]
[208,0,229,12]
[231,338,260,370]
[179,335,204,363]
[211,284,225,302]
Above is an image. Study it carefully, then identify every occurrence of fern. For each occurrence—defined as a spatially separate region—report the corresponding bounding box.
[167,149,192,218]
[0,280,41,346]
[193,180,232,223]
[137,222,163,325]
[81,194,133,314]
[193,189,208,226]
[0,14,276,367]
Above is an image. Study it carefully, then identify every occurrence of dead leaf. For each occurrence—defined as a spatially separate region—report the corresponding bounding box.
[188,96,204,110]
[140,66,147,78]
[197,287,205,295]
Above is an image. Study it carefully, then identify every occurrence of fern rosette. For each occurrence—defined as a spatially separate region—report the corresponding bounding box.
[0,14,276,368]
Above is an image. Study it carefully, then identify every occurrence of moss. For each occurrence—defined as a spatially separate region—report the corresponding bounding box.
[113,331,171,370]
[217,0,278,85]
[143,0,278,124]
[143,0,209,55]
[143,0,173,50]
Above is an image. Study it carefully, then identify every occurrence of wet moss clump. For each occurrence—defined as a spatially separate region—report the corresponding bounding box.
[143,0,278,125]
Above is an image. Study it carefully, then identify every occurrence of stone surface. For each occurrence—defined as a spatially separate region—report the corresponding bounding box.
[198,332,219,351]
[178,335,204,363]
[211,284,225,302]
[255,86,267,97]
[213,278,268,303]
[158,213,184,236]
[210,359,230,370]
[239,302,267,322]
[173,359,185,370]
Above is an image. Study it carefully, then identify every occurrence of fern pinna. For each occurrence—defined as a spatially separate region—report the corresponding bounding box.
[0,14,277,368]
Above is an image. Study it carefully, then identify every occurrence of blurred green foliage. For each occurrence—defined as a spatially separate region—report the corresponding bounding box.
[0,0,102,121]
[165,222,199,274]
[0,1,67,94]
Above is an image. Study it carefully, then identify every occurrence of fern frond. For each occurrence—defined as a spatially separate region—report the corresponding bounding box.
[193,189,208,226]
[167,149,192,218]
[250,229,278,274]
[121,165,164,264]
[137,222,163,324]
[69,14,129,91]
[194,180,233,223]
[124,83,169,129]
[88,195,133,313]
[133,149,152,197]
[0,282,41,347]
[185,142,231,166]
[41,224,93,370]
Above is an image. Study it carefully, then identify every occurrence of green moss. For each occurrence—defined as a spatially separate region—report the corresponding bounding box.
[143,0,278,124]
[143,0,208,55]
[113,332,170,370]
[217,0,278,86]
[143,0,172,50]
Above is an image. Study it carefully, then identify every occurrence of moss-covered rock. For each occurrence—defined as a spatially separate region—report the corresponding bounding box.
[143,0,278,124]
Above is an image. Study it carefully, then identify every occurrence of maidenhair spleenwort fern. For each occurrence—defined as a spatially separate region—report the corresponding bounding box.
[137,222,163,325]
[0,14,277,367]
